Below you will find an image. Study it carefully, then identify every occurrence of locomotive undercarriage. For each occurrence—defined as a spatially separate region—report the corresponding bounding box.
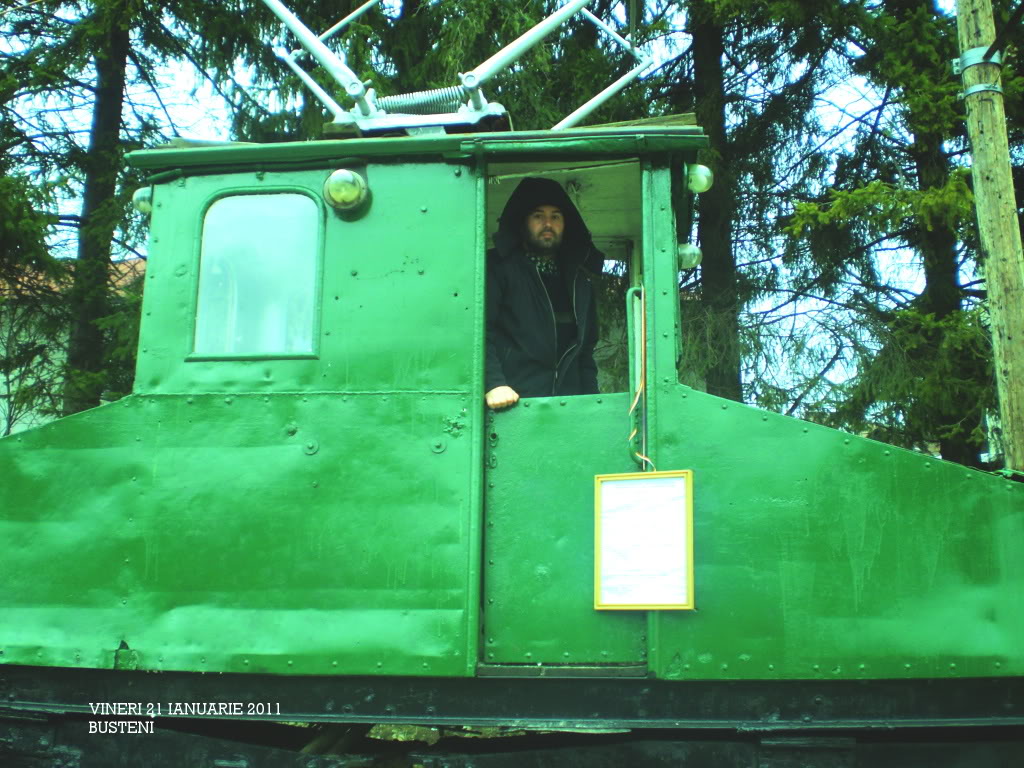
[2,666,1023,766]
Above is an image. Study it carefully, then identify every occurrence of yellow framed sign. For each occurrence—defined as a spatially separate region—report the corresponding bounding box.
[594,470,694,610]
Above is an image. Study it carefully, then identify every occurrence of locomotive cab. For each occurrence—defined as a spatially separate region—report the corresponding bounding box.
[111,128,706,677]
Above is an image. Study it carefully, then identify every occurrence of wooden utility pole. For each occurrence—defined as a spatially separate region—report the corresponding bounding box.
[956,0,1024,471]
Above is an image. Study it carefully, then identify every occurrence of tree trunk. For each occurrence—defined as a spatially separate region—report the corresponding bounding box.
[881,0,983,466]
[691,2,742,401]
[63,6,130,415]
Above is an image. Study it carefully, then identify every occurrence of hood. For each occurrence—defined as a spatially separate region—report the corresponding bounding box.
[493,177,604,272]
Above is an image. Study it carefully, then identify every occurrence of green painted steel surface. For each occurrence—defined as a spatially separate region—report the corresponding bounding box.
[482,394,646,665]
[646,388,1024,681]
[136,161,479,395]
[1,152,487,677]
[1,392,479,676]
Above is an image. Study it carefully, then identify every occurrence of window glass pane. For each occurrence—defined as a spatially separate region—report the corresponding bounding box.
[194,194,318,357]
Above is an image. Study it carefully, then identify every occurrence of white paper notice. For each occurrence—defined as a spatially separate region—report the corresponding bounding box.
[598,475,689,607]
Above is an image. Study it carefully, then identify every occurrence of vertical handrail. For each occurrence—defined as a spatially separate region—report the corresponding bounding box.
[626,286,654,470]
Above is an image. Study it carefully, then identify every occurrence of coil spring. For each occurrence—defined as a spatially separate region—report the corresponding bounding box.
[377,85,467,115]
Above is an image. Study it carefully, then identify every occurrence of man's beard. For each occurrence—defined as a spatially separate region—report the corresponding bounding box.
[526,229,562,254]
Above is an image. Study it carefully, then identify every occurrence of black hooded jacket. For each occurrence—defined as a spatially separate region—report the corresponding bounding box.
[485,178,603,398]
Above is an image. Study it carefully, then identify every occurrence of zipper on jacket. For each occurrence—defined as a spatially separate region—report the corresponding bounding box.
[535,263,580,395]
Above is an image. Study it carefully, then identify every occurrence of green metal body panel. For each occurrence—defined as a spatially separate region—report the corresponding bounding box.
[647,388,1024,681]
[2,127,1022,704]
[483,393,646,665]
[136,161,479,395]
[2,392,480,677]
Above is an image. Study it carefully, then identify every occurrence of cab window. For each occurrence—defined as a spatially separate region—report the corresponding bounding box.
[193,193,318,358]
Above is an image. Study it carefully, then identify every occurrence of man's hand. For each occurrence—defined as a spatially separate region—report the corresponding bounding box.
[485,386,520,410]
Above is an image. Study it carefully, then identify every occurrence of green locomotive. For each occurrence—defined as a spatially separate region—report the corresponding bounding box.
[2,2,1022,765]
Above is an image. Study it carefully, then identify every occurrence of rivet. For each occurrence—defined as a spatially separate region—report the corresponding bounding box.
[813,664,820,671]
[420,206,427,212]
[523,402,530,408]
[560,400,567,406]
[905,663,912,670]
[376,661,383,668]
[224,397,232,405]
[721,404,728,410]
[803,427,809,433]
[351,270,358,276]
[596,398,602,404]
[418,269,424,275]
[454,168,462,177]
[768,664,775,671]
[844,438,850,444]
[885,450,891,456]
